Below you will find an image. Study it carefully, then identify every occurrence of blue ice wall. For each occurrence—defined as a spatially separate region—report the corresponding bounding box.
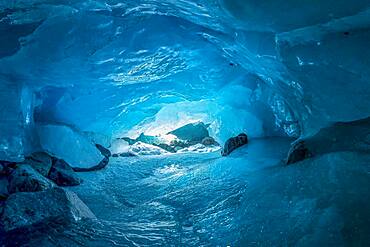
[0,1,369,160]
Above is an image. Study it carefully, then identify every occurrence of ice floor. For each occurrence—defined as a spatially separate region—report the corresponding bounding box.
[3,137,370,246]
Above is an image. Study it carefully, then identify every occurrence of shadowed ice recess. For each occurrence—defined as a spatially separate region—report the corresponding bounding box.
[0,0,370,246]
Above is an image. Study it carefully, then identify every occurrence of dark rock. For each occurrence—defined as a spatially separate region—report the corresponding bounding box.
[112,154,119,157]
[48,159,82,186]
[22,151,53,177]
[201,137,219,146]
[221,133,249,156]
[168,122,210,142]
[121,137,136,145]
[285,116,370,164]
[136,133,159,145]
[286,140,313,164]
[119,152,137,157]
[95,144,111,158]
[1,187,96,232]
[0,176,9,200]
[73,157,109,172]
[170,139,191,149]
[0,161,16,176]
[153,143,176,153]
[8,164,54,193]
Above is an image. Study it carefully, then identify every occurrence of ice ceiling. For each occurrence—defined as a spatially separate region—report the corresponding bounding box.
[1,0,370,161]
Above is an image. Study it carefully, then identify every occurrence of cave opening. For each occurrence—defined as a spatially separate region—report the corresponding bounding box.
[1,1,370,246]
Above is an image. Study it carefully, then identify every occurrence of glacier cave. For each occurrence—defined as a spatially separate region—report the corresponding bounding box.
[0,1,370,246]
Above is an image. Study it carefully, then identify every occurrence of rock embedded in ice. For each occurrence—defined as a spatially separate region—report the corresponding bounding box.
[21,152,53,177]
[286,140,313,164]
[287,117,370,164]
[95,144,111,158]
[8,164,54,193]
[1,187,96,232]
[153,143,176,153]
[72,157,109,172]
[118,152,137,157]
[37,124,104,169]
[201,137,219,146]
[0,161,16,176]
[221,133,249,156]
[48,159,82,186]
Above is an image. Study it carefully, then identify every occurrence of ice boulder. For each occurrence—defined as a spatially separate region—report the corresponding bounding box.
[1,187,96,232]
[36,124,104,169]
[110,138,130,155]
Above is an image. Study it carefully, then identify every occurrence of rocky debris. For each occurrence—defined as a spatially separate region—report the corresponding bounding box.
[221,133,249,156]
[168,122,210,142]
[0,161,16,176]
[0,176,9,200]
[286,140,313,164]
[201,137,219,146]
[1,187,96,232]
[119,152,137,157]
[21,152,53,177]
[170,139,191,149]
[114,122,220,155]
[95,144,111,158]
[48,159,82,186]
[8,164,54,193]
[73,157,109,172]
[153,143,176,153]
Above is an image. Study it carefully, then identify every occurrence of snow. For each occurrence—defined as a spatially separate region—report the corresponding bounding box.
[129,141,169,156]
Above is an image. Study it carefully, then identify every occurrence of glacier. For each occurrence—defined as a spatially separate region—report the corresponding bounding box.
[0,0,370,246]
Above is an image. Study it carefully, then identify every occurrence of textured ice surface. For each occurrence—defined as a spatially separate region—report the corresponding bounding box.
[1,1,369,154]
[2,138,369,246]
[1,2,370,245]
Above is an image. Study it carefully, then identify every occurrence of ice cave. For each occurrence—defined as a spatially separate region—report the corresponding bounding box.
[0,1,370,246]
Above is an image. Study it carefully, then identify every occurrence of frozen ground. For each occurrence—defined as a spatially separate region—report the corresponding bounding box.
[3,137,370,246]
